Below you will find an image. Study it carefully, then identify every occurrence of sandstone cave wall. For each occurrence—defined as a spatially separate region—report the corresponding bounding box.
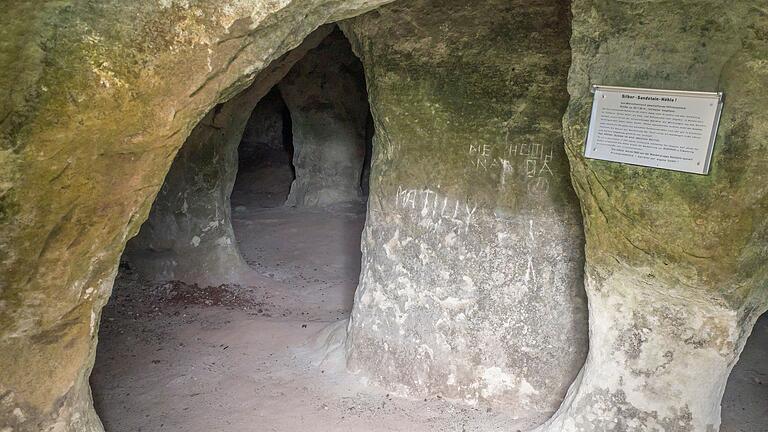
[1,1,767,431]
[0,2,392,431]
[122,26,336,287]
[535,1,768,431]
[121,99,251,286]
[341,0,588,419]
[279,28,369,207]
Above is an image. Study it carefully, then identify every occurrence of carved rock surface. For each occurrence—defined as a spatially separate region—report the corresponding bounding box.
[535,1,768,431]
[122,98,252,286]
[2,0,766,430]
[0,2,391,431]
[341,0,588,419]
[123,26,333,287]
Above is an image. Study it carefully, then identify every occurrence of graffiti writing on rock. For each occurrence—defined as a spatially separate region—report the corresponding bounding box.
[467,136,556,196]
[395,186,477,233]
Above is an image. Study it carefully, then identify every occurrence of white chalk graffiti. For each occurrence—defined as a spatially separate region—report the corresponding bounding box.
[395,186,477,233]
[504,127,557,195]
[468,142,497,172]
[467,136,556,196]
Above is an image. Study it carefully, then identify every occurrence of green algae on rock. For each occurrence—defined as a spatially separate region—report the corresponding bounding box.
[535,1,768,430]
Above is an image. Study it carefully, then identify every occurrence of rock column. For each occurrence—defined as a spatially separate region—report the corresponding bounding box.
[535,1,768,430]
[341,0,588,419]
[123,102,252,286]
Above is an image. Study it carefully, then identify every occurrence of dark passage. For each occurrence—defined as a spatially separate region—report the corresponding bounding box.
[722,312,768,432]
[232,87,295,209]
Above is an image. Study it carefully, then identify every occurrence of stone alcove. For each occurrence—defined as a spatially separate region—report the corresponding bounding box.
[119,25,371,288]
[97,2,592,428]
[1,1,766,431]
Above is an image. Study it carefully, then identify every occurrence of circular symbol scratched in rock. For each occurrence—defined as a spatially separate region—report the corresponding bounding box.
[528,177,550,196]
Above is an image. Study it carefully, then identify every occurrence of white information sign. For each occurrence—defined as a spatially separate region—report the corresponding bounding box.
[585,85,724,175]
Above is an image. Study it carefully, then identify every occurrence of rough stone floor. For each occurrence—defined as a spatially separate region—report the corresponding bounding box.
[91,162,767,431]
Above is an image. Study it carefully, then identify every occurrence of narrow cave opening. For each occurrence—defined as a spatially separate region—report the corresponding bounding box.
[722,311,768,430]
[229,25,372,318]
[232,87,296,209]
[90,25,373,430]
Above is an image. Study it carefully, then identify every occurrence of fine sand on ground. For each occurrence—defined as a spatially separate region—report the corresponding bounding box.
[91,161,767,432]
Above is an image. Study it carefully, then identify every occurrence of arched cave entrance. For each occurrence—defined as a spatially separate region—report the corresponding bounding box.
[85,9,768,432]
[232,87,295,209]
[3,1,765,431]
[90,26,376,430]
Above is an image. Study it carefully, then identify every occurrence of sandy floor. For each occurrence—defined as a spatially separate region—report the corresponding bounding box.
[91,303,540,432]
[91,161,767,432]
[92,161,538,431]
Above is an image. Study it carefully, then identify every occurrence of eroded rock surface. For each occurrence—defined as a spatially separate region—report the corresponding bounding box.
[121,102,251,286]
[280,28,369,207]
[341,0,588,420]
[2,0,766,430]
[0,2,391,430]
[123,26,334,287]
[535,1,768,431]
